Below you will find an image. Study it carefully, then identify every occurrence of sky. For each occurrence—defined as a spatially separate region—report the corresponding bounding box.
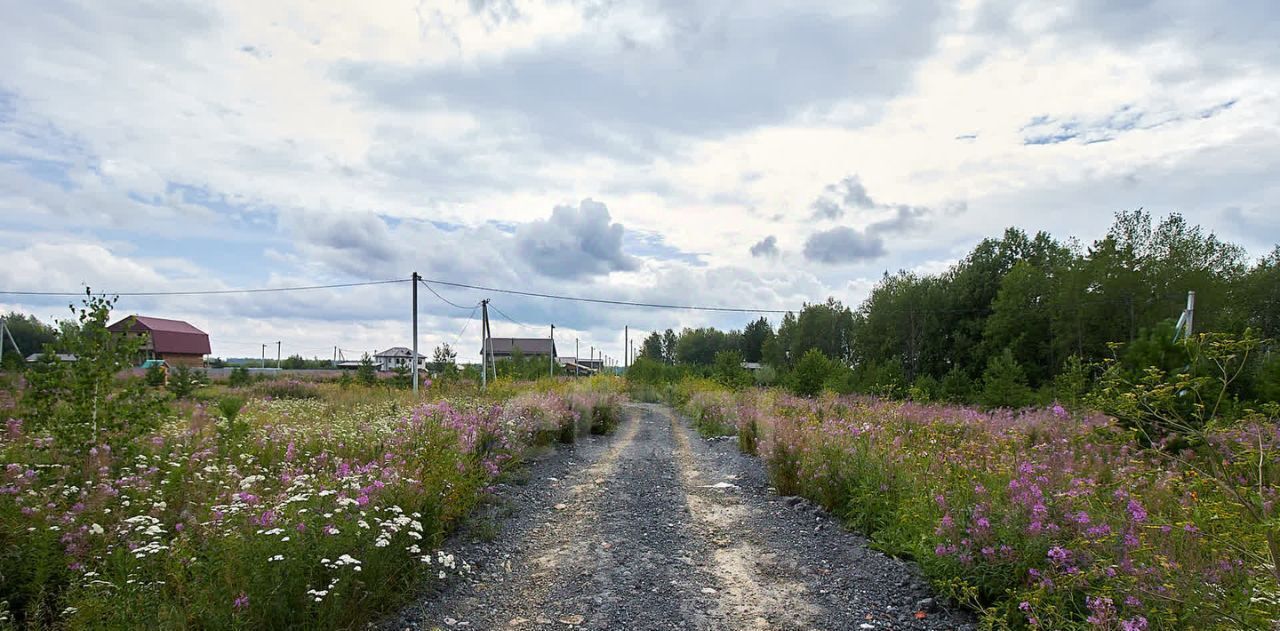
[1,0,1278,362]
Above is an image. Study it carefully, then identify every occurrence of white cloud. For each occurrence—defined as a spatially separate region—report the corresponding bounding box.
[1,0,1277,359]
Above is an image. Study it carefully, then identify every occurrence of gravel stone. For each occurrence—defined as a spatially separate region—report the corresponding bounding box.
[382,403,975,630]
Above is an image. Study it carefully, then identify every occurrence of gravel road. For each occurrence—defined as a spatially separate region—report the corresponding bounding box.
[385,403,975,631]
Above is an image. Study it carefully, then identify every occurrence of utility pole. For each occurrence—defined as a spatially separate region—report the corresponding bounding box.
[590,345,594,375]
[1174,290,1199,341]
[1186,290,1196,337]
[575,337,579,377]
[480,299,490,389]
[411,271,420,395]
[261,343,266,369]
[624,325,628,370]
[0,320,22,366]
[276,341,281,369]
[549,324,556,379]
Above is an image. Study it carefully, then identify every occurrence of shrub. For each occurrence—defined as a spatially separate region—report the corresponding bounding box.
[228,365,252,387]
[712,350,750,389]
[356,355,377,386]
[939,366,973,403]
[685,390,736,437]
[254,379,322,400]
[694,334,1280,628]
[979,348,1032,409]
[144,363,166,387]
[166,365,206,399]
[790,349,830,397]
[20,292,167,448]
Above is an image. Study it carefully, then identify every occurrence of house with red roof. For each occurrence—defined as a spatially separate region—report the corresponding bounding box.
[107,315,211,368]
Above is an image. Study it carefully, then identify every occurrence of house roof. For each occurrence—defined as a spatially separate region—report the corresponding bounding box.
[481,337,556,356]
[27,353,77,362]
[374,347,424,359]
[107,315,211,355]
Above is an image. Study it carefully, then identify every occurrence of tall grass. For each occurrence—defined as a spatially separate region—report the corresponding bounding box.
[681,388,1280,629]
[0,380,624,629]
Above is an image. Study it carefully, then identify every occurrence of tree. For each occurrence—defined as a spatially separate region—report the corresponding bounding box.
[776,298,855,365]
[432,343,459,380]
[740,317,773,363]
[1237,246,1280,340]
[712,350,750,389]
[1052,354,1090,407]
[979,348,1032,409]
[640,332,664,361]
[21,291,165,447]
[167,365,207,399]
[662,329,678,364]
[675,327,734,366]
[356,353,377,386]
[228,366,252,387]
[790,349,830,397]
[280,354,307,369]
[940,366,973,403]
[1,311,57,369]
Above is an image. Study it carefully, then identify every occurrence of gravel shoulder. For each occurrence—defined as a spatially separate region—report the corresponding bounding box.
[384,403,975,631]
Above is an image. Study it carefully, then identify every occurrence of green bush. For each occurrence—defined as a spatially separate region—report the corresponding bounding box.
[254,379,322,400]
[228,365,252,387]
[790,349,830,397]
[979,348,1032,409]
[166,365,206,399]
[144,363,166,387]
[939,366,973,403]
[20,293,167,448]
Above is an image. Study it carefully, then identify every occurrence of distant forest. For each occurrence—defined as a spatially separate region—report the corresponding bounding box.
[635,210,1280,406]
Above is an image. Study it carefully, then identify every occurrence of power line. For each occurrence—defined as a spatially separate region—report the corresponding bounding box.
[489,303,533,330]
[451,304,480,345]
[417,276,791,314]
[0,279,409,297]
[418,279,479,310]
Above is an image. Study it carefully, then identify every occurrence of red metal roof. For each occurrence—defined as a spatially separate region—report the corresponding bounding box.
[108,315,211,355]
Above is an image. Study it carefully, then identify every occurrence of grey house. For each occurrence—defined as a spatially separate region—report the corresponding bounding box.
[373,347,427,372]
[481,338,557,360]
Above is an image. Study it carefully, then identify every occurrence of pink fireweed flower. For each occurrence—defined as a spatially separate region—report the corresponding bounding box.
[1121,618,1148,631]
[233,593,249,611]
[1126,499,1147,523]
[1047,546,1070,565]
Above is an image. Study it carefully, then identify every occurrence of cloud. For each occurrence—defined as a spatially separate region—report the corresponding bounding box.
[811,175,876,219]
[514,198,637,279]
[335,2,946,157]
[868,205,930,235]
[750,235,779,258]
[803,227,886,264]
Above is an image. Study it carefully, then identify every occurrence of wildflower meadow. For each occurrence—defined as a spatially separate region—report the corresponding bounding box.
[0,375,623,629]
[678,382,1279,629]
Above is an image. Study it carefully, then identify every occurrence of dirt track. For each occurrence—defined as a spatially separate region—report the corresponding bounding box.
[386,403,974,630]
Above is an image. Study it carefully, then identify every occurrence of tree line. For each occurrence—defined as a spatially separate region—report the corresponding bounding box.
[634,210,1280,407]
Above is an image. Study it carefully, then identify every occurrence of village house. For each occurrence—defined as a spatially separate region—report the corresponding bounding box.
[481,337,557,361]
[373,347,427,372]
[107,315,211,367]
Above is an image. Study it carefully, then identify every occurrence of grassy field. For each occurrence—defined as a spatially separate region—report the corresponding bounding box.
[678,383,1279,630]
[0,377,624,629]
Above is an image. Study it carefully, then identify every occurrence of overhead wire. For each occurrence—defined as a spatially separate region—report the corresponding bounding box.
[0,278,408,297]
[451,304,481,346]
[488,303,533,331]
[417,276,791,314]
[418,279,479,310]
